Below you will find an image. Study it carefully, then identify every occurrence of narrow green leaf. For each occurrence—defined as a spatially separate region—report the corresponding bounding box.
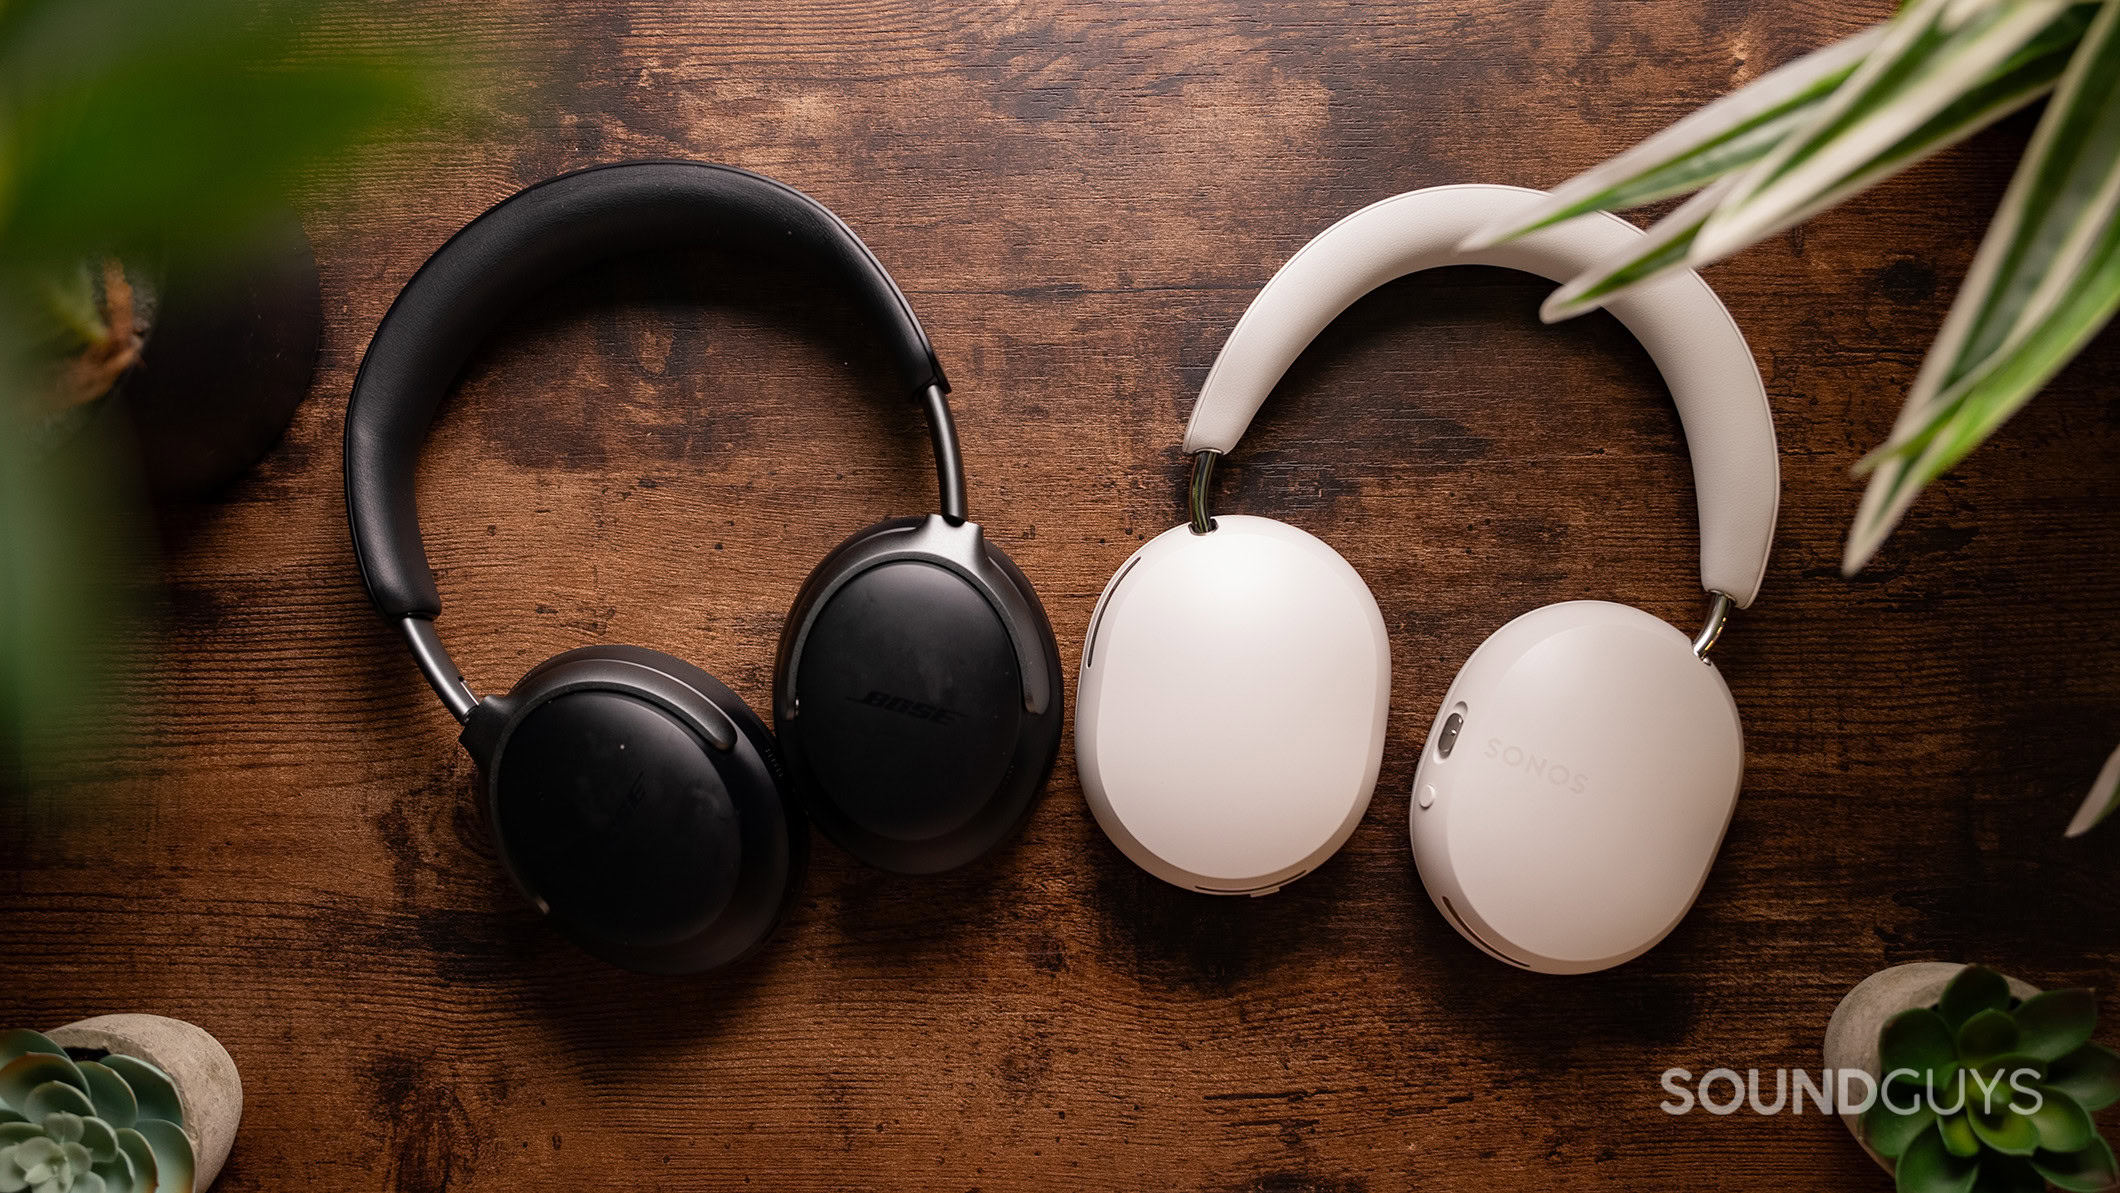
[1461,23,1888,249]
[1848,0,2120,571]
[2034,1135,2120,1193]
[1545,4,2084,319]
[1698,0,2078,263]
[1900,1123,1982,1193]
[1942,966,2015,1029]
[2014,990,2098,1062]
[2065,740,2120,836]
[2047,1043,2120,1110]
[1538,179,1731,321]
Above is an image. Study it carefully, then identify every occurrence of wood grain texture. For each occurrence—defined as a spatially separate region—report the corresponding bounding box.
[7,1,2120,1190]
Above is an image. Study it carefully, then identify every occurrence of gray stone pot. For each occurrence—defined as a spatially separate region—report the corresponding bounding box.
[1823,962,2041,1175]
[46,1014,242,1191]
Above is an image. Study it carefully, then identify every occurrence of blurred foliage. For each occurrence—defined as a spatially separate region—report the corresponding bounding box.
[0,0,452,783]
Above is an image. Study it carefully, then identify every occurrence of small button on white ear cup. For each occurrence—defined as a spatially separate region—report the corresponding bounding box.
[1075,515,1392,895]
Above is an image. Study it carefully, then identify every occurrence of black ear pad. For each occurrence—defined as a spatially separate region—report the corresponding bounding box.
[774,516,1063,874]
[459,645,806,974]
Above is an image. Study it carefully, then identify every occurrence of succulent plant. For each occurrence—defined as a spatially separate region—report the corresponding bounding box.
[1864,965,2120,1193]
[0,1030,193,1193]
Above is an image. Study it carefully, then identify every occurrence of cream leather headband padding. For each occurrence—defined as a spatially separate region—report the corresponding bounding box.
[1182,184,1779,608]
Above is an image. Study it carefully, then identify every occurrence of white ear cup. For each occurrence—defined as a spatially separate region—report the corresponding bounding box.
[1076,517,1390,894]
[1409,602,1742,973]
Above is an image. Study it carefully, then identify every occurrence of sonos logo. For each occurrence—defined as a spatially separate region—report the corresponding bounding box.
[852,690,959,725]
[1485,737,1590,793]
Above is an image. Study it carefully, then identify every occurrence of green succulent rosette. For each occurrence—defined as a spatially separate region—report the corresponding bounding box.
[1865,965,2120,1193]
[0,1030,193,1193]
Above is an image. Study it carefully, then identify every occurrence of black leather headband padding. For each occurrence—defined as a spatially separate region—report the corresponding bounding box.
[344,160,946,619]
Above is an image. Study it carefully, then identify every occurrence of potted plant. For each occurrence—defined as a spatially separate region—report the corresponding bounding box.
[1463,0,2120,830]
[1825,962,2120,1192]
[0,1016,241,1193]
[0,0,450,784]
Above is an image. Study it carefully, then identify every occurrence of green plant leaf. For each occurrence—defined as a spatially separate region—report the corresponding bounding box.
[0,1121,41,1146]
[1543,2,2087,317]
[1941,1111,1984,1157]
[2034,1135,2120,1193]
[1847,0,2120,572]
[131,1118,191,1193]
[1970,1099,2043,1156]
[2066,741,2120,837]
[1697,0,2082,263]
[21,1079,93,1120]
[2024,1084,2096,1154]
[1942,966,2015,1029]
[1462,23,1890,248]
[72,1064,134,1130]
[110,1128,155,1193]
[0,1033,63,1069]
[2047,1043,2120,1110]
[1538,178,1732,321]
[1871,1083,1942,1158]
[90,1144,138,1193]
[2014,990,2099,1062]
[0,1053,85,1112]
[98,1058,178,1129]
[1900,1123,1982,1193]
[1961,1010,2026,1066]
[1886,1007,1966,1087]
[76,1115,116,1165]
[0,0,451,271]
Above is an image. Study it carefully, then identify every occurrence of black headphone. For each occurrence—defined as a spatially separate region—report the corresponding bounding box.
[343,161,1064,974]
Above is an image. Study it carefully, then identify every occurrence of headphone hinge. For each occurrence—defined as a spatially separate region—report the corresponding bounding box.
[1188,451,1220,535]
[400,616,480,723]
[1691,592,1734,661]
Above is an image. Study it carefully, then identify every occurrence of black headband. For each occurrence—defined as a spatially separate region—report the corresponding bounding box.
[344,160,957,622]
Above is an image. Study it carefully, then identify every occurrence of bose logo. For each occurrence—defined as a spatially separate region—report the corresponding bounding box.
[852,690,959,725]
[1485,737,1590,793]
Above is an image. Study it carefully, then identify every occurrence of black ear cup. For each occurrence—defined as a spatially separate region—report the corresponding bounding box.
[460,646,806,974]
[775,516,1063,874]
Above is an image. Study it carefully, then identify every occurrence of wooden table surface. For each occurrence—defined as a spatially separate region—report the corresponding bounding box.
[9,1,2120,1189]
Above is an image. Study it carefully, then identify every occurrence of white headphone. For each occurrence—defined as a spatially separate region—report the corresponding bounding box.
[1074,184,1779,972]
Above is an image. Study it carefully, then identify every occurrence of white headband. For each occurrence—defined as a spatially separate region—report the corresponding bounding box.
[1182,184,1779,608]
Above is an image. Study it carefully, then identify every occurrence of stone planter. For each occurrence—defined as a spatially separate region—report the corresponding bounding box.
[46,1014,242,1191]
[1822,962,2041,1174]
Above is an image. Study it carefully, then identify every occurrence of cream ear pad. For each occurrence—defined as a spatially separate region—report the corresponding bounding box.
[1074,185,1779,957]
